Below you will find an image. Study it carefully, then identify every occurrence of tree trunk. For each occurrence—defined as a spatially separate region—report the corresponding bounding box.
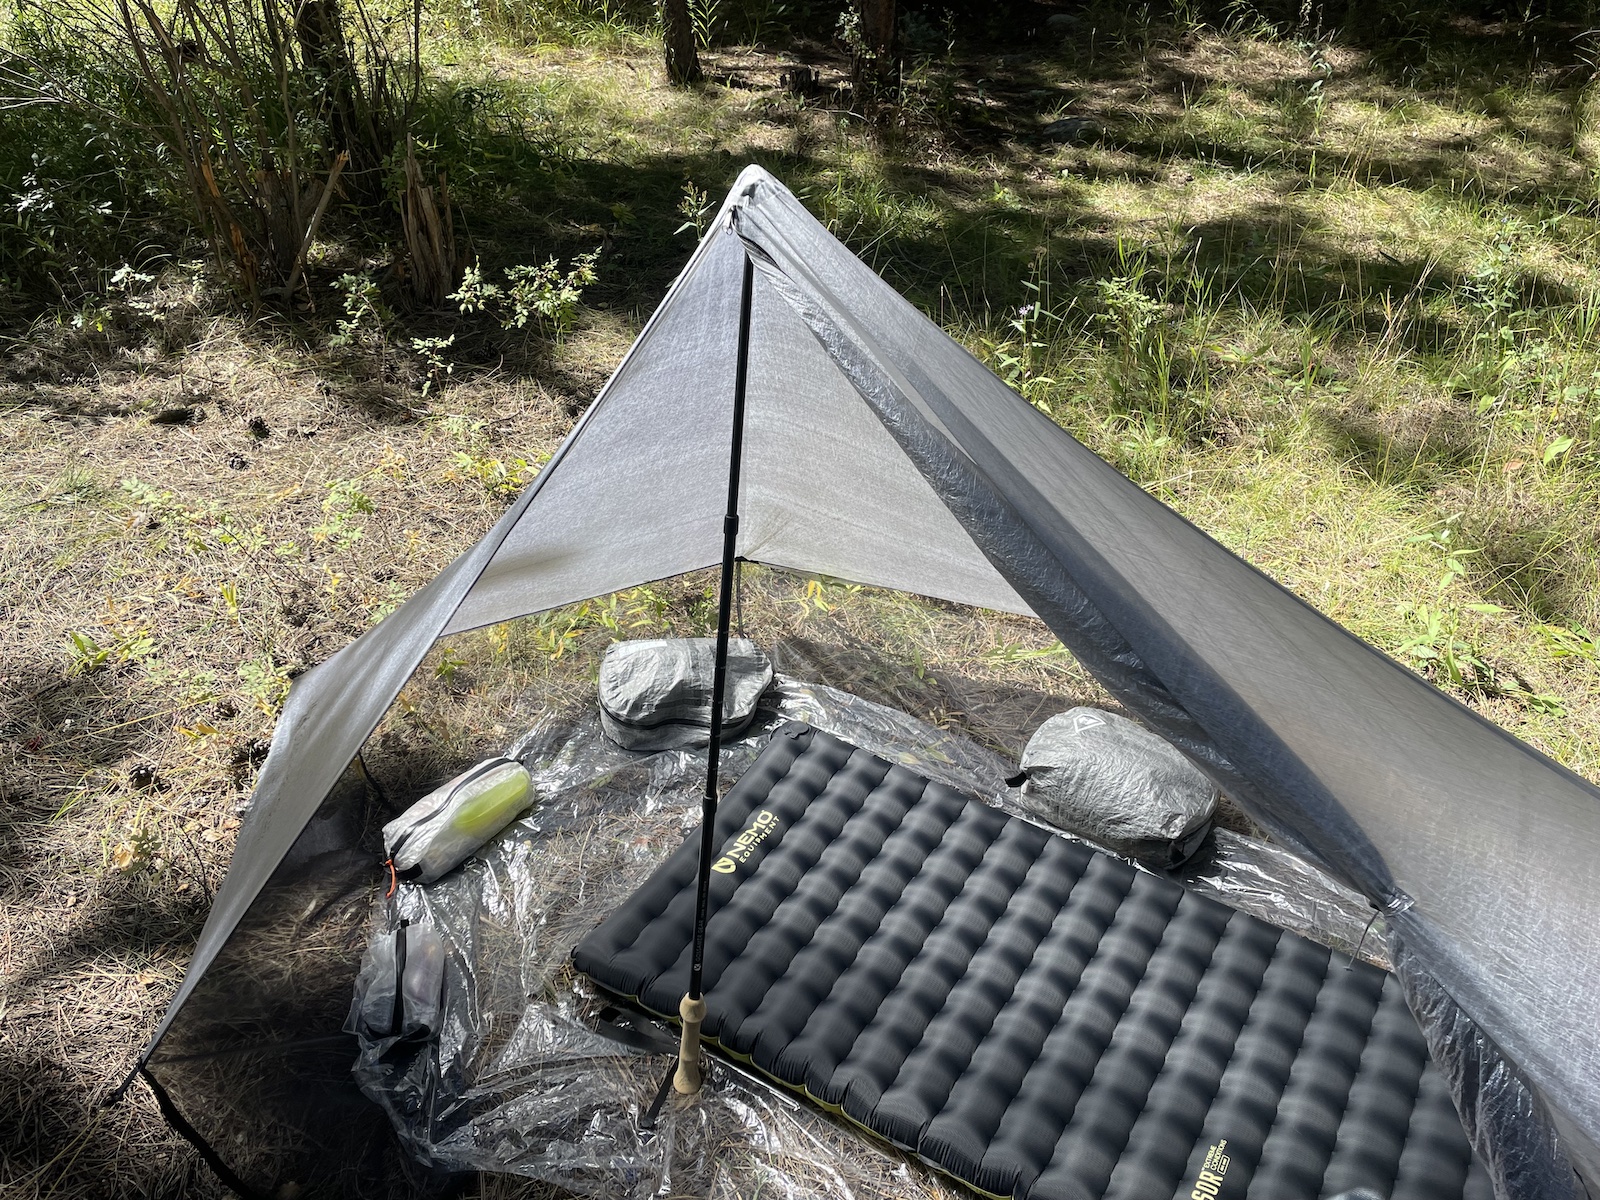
[661,0,702,86]
[853,0,896,106]
[295,0,391,207]
[860,0,895,57]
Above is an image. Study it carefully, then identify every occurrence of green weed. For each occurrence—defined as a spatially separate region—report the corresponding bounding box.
[1534,623,1600,664]
[313,479,375,548]
[434,645,470,683]
[63,625,155,674]
[452,252,601,343]
[237,657,292,714]
[449,450,542,499]
[982,269,1061,412]
[686,0,725,50]
[331,274,394,355]
[1393,600,1498,692]
[411,335,457,396]
[508,584,674,661]
[62,629,112,673]
[676,181,716,239]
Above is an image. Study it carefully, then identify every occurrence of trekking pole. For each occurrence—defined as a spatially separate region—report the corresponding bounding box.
[676,241,754,1095]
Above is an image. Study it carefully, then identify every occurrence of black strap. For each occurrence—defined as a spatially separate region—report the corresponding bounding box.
[139,1063,269,1200]
[592,1006,679,1056]
[355,751,390,809]
[589,1008,683,1131]
[1347,909,1383,970]
[640,1059,679,1132]
[103,1061,141,1106]
[390,921,409,1038]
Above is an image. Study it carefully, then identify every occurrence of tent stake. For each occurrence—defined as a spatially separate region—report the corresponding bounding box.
[675,247,755,1096]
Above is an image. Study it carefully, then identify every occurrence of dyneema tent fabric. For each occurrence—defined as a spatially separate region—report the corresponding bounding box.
[141,166,1600,1200]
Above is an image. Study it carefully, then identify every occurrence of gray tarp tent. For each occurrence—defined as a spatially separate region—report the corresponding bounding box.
[139,166,1599,1199]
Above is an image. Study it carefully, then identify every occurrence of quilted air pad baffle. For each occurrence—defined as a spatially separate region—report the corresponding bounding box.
[574,722,1490,1200]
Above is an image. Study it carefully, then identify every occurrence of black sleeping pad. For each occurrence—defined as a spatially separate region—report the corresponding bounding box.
[574,722,1490,1200]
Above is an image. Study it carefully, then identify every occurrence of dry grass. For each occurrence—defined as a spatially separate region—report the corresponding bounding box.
[0,292,595,1196]
[6,12,1600,1198]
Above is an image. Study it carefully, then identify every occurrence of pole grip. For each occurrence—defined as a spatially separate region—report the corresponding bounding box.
[673,993,707,1094]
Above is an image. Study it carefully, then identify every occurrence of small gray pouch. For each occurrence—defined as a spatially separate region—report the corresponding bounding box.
[346,921,446,1044]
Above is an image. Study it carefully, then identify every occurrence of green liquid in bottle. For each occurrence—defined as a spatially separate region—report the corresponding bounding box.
[449,767,531,839]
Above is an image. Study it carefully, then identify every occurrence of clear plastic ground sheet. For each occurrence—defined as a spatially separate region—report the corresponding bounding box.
[352,678,1007,1199]
[1185,827,1390,970]
[351,678,1389,1197]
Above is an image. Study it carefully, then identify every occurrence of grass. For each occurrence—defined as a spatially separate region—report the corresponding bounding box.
[7,2,1600,1195]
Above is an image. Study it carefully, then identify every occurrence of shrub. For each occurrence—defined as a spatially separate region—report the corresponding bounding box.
[2,0,423,304]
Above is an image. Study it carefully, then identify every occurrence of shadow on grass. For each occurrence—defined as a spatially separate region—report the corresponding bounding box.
[0,1047,212,1199]
[6,18,1590,423]
[1318,401,1600,626]
[1319,394,1484,489]
[1463,499,1599,625]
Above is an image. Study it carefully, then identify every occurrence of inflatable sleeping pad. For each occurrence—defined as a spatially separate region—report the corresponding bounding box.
[573,722,1489,1200]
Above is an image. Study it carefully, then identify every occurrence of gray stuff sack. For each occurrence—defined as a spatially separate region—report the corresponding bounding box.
[1017,707,1218,870]
[598,637,774,751]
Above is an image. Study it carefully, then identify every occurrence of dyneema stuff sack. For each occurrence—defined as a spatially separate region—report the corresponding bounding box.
[598,637,774,752]
[1017,707,1218,870]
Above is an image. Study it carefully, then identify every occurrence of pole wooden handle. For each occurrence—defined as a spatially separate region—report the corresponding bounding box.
[673,994,708,1094]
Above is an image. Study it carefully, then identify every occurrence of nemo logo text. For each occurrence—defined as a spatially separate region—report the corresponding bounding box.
[711,809,778,874]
